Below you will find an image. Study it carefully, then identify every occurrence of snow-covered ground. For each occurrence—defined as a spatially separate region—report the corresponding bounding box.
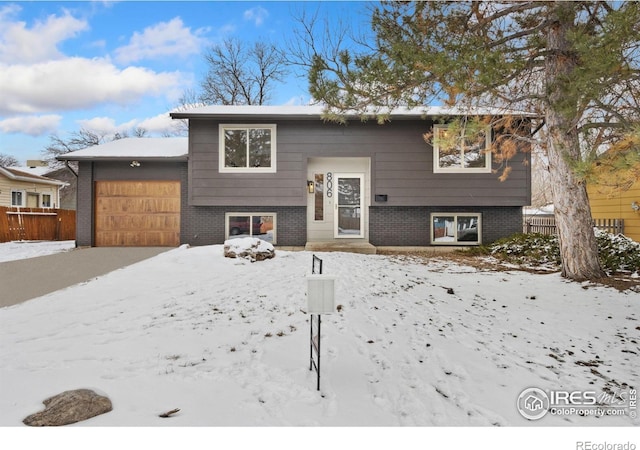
[0,240,75,263]
[1,240,637,447]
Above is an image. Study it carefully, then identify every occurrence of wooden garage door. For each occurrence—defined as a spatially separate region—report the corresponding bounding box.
[95,181,180,246]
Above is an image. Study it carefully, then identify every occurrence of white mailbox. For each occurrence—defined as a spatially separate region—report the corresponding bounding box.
[306,274,336,314]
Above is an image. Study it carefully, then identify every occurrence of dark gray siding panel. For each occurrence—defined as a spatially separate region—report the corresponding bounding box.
[188,118,531,208]
[91,161,184,181]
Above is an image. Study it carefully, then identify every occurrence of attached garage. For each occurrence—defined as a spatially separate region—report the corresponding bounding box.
[95,180,181,246]
[56,137,188,247]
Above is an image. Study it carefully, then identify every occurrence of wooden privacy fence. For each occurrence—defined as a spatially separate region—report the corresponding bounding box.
[524,216,624,236]
[0,207,76,242]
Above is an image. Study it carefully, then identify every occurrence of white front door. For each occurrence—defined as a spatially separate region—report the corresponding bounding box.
[307,158,370,242]
[334,173,364,238]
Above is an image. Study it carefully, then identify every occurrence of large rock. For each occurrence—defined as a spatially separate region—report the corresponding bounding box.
[224,237,275,262]
[23,389,112,426]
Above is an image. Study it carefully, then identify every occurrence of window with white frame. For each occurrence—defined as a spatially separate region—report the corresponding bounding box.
[11,190,24,206]
[431,213,481,245]
[225,213,276,244]
[433,124,491,173]
[42,194,52,208]
[219,124,276,172]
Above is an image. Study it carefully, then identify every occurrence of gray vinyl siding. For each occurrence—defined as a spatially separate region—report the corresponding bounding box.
[188,118,531,207]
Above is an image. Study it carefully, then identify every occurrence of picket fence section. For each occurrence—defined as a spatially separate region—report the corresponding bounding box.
[0,206,76,242]
[524,216,624,236]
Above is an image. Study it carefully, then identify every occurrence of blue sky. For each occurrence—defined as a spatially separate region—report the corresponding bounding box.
[0,1,369,164]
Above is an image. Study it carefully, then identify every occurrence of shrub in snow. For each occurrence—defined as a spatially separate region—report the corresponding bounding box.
[489,231,640,275]
[594,228,640,273]
[224,237,275,262]
[490,233,561,268]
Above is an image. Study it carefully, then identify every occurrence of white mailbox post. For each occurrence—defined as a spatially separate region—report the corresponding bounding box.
[306,275,336,314]
[306,260,335,391]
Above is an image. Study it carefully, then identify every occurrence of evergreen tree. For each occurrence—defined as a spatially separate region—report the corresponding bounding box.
[308,1,640,281]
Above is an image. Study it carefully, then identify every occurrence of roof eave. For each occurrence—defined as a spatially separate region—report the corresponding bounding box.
[0,168,68,186]
[56,155,188,162]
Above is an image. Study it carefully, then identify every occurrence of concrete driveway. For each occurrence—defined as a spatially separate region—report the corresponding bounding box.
[0,247,170,307]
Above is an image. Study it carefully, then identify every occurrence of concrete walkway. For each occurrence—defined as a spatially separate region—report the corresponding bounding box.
[0,247,170,308]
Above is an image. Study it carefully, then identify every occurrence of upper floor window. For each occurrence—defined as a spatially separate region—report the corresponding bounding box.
[433,124,491,173]
[219,124,276,173]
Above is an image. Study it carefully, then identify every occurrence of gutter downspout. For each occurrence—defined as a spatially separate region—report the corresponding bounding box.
[64,160,78,178]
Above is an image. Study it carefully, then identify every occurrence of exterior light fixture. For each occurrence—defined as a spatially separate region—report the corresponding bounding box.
[130,160,141,168]
[632,201,639,212]
[307,180,314,194]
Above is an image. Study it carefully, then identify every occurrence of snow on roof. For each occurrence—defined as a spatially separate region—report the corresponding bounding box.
[12,166,51,177]
[56,137,188,161]
[171,104,535,119]
[0,166,68,186]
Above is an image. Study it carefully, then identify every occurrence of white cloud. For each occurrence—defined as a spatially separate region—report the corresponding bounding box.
[0,114,61,136]
[136,112,177,134]
[0,5,89,64]
[76,117,138,135]
[0,58,185,115]
[114,17,208,64]
[243,6,269,26]
[77,112,182,137]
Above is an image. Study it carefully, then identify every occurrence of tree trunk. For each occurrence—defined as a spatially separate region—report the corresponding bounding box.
[545,2,606,281]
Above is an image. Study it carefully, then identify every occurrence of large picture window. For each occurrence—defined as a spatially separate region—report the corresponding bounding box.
[219,124,276,173]
[433,124,491,173]
[431,213,481,245]
[225,213,276,244]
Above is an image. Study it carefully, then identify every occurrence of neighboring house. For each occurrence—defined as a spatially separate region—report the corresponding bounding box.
[58,105,531,248]
[0,166,68,209]
[15,164,77,210]
[587,170,640,242]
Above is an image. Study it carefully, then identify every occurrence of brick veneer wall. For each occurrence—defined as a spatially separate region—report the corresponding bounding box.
[181,205,307,246]
[76,161,94,246]
[369,205,523,246]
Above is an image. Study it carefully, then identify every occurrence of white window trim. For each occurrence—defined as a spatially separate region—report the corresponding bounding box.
[219,124,277,173]
[433,124,492,174]
[41,193,52,208]
[11,189,26,207]
[430,212,482,245]
[225,212,277,244]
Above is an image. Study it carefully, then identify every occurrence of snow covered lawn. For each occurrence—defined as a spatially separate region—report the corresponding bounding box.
[0,240,75,263]
[0,243,637,430]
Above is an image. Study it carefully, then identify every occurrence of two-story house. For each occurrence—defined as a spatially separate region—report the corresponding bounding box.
[59,105,531,248]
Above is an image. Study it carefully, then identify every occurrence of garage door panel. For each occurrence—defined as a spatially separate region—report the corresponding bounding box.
[95,181,181,197]
[96,198,180,214]
[95,230,180,247]
[96,214,180,231]
[95,180,180,247]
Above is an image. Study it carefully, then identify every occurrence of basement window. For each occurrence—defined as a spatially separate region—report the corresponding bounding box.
[431,213,481,245]
[225,213,276,244]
